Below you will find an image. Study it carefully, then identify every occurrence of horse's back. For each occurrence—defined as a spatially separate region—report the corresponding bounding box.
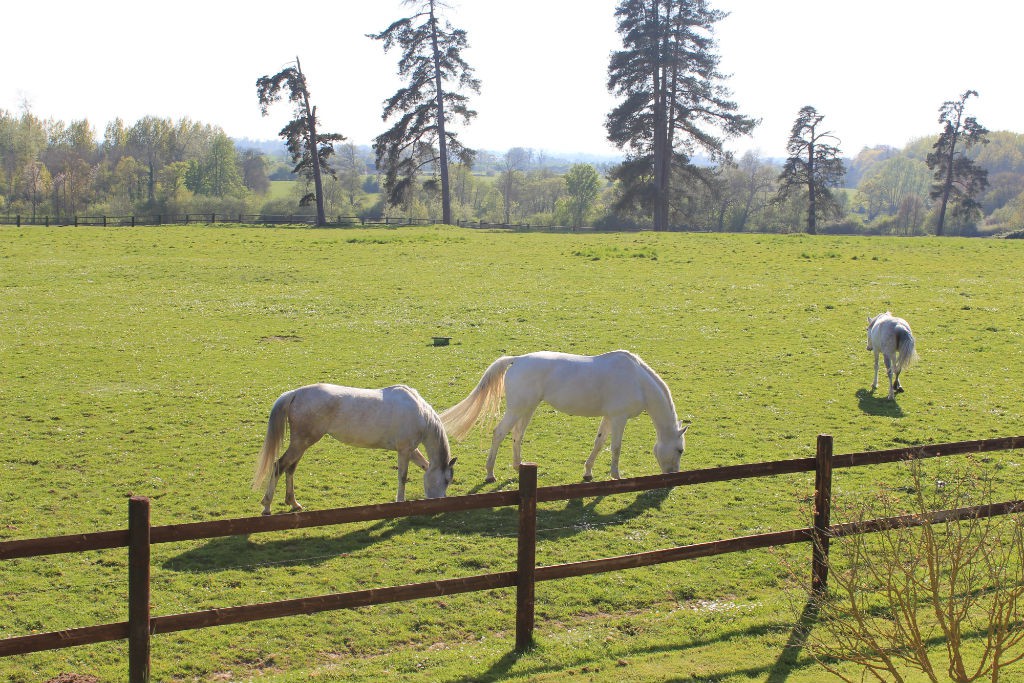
[289,383,431,448]
[507,350,649,417]
[869,313,914,353]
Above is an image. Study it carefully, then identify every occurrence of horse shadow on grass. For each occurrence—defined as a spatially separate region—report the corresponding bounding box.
[162,480,673,573]
[856,388,905,417]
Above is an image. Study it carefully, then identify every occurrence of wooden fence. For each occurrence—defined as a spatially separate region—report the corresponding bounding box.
[0,214,437,228]
[3,214,602,231]
[2,434,1024,682]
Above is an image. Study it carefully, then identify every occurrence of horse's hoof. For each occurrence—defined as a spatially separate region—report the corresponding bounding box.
[290,504,303,513]
[485,475,496,484]
[582,475,593,482]
[261,510,271,516]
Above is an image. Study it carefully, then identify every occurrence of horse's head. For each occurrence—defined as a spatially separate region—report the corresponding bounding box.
[423,457,457,498]
[654,424,688,474]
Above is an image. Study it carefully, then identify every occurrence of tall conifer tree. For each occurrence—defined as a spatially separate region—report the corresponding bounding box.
[257,57,345,226]
[606,0,755,231]
[775,106,846,234]
[371,0,479,225]
[927,90,989,236]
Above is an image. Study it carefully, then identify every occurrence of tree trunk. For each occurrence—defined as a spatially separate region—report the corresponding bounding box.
[651,1,668,231]
[429,0,452,225]
[935,138,957,237]
[295,57,327,227]
[806,140,817,235]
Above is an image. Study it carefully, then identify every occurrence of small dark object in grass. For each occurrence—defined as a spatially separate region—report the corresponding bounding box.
[432,337,452,346]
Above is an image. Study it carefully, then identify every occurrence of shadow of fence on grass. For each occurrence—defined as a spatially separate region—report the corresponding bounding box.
[162,485,672,573]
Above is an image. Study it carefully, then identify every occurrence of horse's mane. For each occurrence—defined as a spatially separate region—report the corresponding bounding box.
[418,396,452,464]
[387,384,452,465]
[621,350,679,422]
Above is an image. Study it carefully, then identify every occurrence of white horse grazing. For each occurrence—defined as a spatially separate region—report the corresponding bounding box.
[253,383,456,515]
[867,312,919,400]
[441,350,687,483]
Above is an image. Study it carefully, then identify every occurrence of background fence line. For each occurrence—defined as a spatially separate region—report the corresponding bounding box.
[0,214,612,232]
[2,434,1023,682]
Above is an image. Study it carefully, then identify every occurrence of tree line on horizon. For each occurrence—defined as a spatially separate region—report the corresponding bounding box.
[2,0,1022,234]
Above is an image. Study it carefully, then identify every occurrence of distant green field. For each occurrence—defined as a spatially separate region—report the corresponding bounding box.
[2,226,1023,682]
[267,179,296,200]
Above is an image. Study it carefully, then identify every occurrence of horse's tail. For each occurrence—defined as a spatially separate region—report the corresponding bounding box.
[252,390,295,491]
[896,327,919,373]
[440,355,515,440]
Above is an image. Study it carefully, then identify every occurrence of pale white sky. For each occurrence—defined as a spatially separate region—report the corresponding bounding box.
[2,1,1019,159]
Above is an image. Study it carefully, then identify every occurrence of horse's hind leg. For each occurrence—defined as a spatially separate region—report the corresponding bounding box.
[883,354,896,400]
[262,435,318,514]
[281,443,310,512]
[510,407,537,471]
[485,412,520,483]
[260,453,295,516]
[583,417,611,482]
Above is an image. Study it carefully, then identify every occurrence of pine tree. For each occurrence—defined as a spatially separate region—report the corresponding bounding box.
[371,0,480,225]
[775,106,846,234]
[926,90,989,236]
[257,57,345,226]
[606,0,756,231]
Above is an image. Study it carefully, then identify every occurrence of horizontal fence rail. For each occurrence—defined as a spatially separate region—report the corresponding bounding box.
[0,214,438,228]
[2,435,1023,681]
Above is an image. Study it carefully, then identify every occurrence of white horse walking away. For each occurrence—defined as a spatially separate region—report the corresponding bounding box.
[253,383,456,515]
[866,312,919,400]
[441,350,687,483]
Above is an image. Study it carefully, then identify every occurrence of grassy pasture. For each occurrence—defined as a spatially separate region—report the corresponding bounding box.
[1,225,1023,682]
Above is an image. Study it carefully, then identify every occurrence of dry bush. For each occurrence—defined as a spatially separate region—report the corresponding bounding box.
[805,459,1024,682]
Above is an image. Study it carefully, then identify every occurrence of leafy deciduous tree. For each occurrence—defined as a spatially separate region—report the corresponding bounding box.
[563,163,602,228]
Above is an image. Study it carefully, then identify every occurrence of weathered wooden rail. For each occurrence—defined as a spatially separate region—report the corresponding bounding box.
[2,434,1023,682]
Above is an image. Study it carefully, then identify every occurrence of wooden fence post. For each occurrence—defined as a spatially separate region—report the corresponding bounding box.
[812,434,834,593]
[128,496,151,683]
[516,463,538,651]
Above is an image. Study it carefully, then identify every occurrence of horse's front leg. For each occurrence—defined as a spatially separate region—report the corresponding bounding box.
[396,450,411,502]
[584,417,611,482]
[871,351,880,392]
[607,418,628,480]
[410,448,429,471]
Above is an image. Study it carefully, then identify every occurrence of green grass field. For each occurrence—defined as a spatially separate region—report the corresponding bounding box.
[2,225,1023,682]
